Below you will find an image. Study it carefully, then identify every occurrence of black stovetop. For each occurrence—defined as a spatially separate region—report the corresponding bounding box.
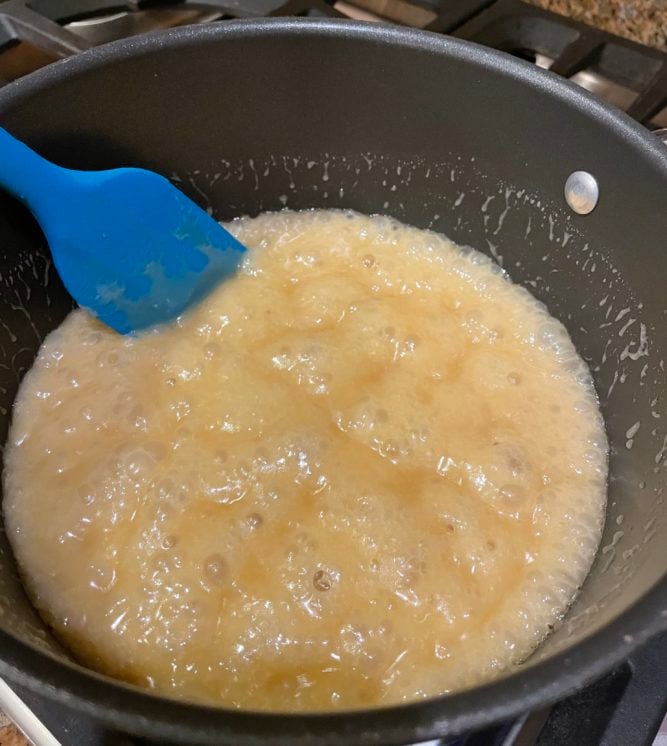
[0,2,665,745]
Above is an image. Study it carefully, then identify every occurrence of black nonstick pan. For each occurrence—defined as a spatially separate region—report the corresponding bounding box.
[0,19,663,746]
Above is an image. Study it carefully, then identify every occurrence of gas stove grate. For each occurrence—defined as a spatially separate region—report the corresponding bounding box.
[444,0,667,128]
[0,0,665,128]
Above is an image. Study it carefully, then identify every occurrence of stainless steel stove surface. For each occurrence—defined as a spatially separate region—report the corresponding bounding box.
[0,2,665,745]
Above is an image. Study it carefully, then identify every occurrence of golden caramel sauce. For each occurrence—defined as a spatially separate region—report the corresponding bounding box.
[3,210,607,711]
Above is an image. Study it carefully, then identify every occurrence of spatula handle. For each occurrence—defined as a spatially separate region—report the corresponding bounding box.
[0,127,63,213]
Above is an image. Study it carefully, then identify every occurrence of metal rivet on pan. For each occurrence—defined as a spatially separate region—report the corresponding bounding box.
[564,171,599,215]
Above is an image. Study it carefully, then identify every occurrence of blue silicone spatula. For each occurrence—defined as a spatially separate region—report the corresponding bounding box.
[0,127,246,334]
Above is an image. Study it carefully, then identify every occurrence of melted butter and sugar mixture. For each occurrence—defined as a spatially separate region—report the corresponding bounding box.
[3,210,608,711]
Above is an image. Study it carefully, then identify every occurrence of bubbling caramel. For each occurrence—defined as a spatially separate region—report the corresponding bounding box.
[3,210,607,711]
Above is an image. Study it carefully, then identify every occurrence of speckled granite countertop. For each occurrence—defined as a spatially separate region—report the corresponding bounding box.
[526,0,666,49]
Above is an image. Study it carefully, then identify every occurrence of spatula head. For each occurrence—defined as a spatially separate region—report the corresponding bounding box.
[38,167,245,334]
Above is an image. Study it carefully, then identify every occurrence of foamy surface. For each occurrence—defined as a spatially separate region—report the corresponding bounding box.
[3,209,608,711]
